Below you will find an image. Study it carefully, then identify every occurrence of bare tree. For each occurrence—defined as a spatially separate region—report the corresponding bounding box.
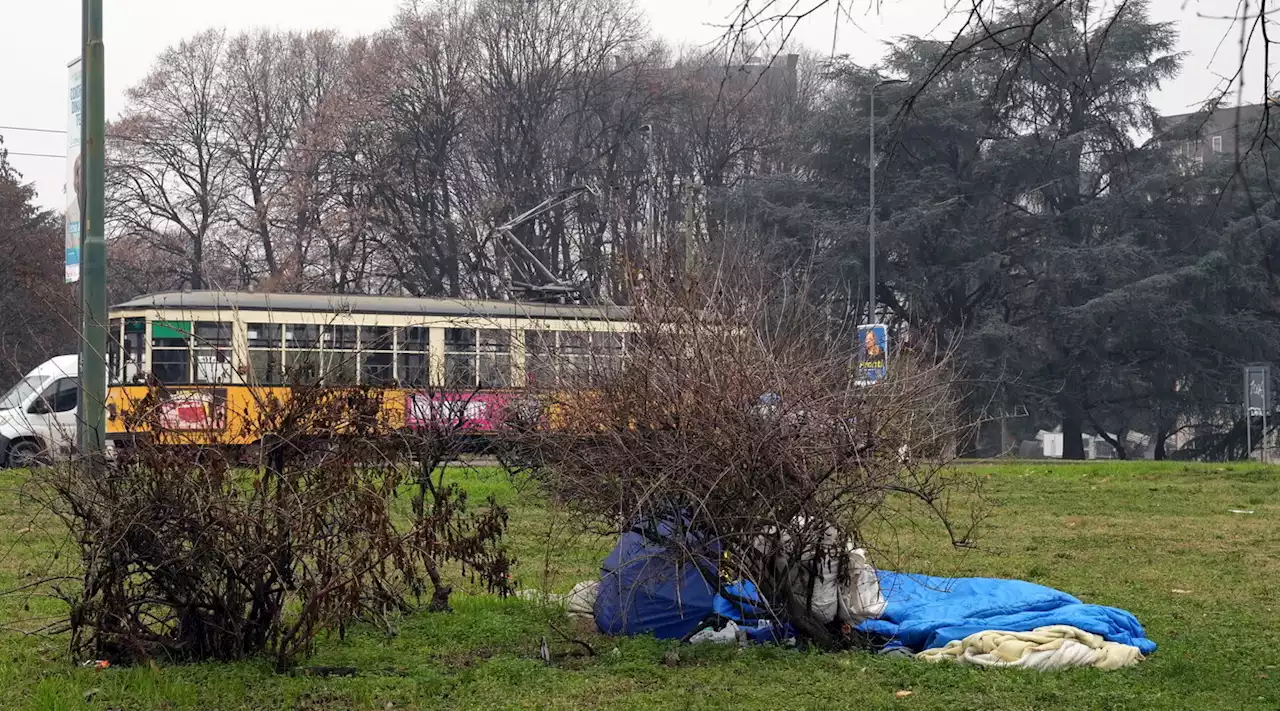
[468,0,646,294]
[99,1,815,301]
[348,1,480,297]
[107,29,232,290]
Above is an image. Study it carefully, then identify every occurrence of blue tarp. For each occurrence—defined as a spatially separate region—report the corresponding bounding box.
[593,525,1155,655]
[856,571,1157,655]
[593,519,719,640]
[712,580,795,644]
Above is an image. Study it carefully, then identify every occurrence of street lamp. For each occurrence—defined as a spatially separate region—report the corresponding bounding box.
[868,78,906,324]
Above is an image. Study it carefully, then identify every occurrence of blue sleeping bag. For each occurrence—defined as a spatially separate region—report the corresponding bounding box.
[856,571,1156,655]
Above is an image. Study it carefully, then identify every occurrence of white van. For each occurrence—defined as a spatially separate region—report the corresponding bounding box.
[0,355,80,468]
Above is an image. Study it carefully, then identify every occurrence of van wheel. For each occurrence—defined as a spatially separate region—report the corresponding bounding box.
[6,440,48,469]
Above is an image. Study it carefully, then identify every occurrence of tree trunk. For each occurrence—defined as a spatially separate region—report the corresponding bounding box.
[1112,431,1129,460]
[1061,414,1086,460]
[1153,419,1172,461]
[1087,412,1127,460]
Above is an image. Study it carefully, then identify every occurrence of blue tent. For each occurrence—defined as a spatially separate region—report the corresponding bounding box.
[593,519,720,640]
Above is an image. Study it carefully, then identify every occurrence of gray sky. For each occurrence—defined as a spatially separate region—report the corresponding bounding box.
[0,0,1265,210]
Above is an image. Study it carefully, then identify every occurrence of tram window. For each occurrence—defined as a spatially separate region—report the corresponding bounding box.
[359,326,394,386]
[596,332,626,375]
[247,323,282,348]
[524,330,623,386]
[248,350,285,385]
[152,348,190,384]
[479,330,511,388]
[195,321,232,347]
[397,353,428,388]
[321,351,359,384]
[108,319,122,384]
[247,323,284,385]
[480,329,509,350]
[285,350,322,382]
[362,352,394,385]
[396,326,428,351]
[560,332,592,386]
[444,329,473,390]
[479,352,512,388]
[151,320,191,384]
[445,328,476,349]
[192,322,232,384]
[330,325,358,350]
[444,353,477,389]
[122,318,147,383]
[445,328,510,389]
[525,330,557,386]
[360,326,393,351]
[195,348,232,384]
[151,320,190,346]
[285,324,320,348]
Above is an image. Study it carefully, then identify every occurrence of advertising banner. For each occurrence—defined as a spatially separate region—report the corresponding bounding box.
[66,57,83,284]
[156,389,228,431]
[855,323,889,384]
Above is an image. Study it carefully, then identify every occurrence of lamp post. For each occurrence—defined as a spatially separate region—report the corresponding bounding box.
[79,0,107,472]
[868,78,905,324]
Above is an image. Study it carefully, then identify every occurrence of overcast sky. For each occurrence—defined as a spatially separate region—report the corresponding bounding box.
[0,0,1266,210]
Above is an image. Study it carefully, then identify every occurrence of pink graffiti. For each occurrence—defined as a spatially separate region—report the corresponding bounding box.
[405,391,516,432]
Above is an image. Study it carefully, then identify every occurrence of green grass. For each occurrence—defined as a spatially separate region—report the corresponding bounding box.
[1,460,1278,710]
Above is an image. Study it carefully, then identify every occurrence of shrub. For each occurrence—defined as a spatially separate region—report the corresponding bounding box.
[499,277,982,647]
[38,382,511,670]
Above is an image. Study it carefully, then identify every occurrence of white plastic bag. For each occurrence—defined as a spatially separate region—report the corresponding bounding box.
[751,518,885,625]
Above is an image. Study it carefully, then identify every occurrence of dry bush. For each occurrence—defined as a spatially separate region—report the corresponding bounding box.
[34,380,512,670]
[499,276,983,647]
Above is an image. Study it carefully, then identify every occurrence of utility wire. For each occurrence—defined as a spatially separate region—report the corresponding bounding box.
[4,150,66,160]
[0,125,68,135]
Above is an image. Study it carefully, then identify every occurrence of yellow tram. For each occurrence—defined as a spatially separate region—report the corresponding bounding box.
[104,291,634,448]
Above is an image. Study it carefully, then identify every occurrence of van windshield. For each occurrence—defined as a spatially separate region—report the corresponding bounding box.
[0,376,45,411]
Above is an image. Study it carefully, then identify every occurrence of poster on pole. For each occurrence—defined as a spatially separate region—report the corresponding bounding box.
[855,323,889,384]
[1243,364,1271,417]
[65,57,83,284]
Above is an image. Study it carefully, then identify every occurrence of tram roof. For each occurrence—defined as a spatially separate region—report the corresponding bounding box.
[112,291,632,322]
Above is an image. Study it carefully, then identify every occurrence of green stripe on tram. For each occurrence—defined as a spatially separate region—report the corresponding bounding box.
[152,320,192,339]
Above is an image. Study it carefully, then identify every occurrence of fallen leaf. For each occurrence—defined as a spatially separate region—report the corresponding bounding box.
[895,690,913,699]
[16,527,31,534]
[83,688,102,702]
[1258,673,1270,680]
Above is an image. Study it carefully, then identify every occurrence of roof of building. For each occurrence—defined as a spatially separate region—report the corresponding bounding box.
[1156,102,1269,136]
[112,291,632,321]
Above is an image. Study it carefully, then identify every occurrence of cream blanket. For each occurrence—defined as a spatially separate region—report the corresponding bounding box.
[917,625,1144,670]
[518,580,598,619]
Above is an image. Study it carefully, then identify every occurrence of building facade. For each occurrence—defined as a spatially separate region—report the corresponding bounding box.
[1156,102,1272,166]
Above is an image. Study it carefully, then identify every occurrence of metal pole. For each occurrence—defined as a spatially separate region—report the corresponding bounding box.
[868,88,876,325]
[1254,409,1264,463]
[79,0,107,470]
[867,79,906,325]
[683,183,696,279]
[1246,405,1253,462]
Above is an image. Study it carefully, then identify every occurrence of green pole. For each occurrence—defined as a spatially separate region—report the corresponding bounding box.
[79,0,107,468]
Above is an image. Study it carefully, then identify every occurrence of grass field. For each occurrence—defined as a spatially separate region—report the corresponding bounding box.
[0,460,1277,710]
